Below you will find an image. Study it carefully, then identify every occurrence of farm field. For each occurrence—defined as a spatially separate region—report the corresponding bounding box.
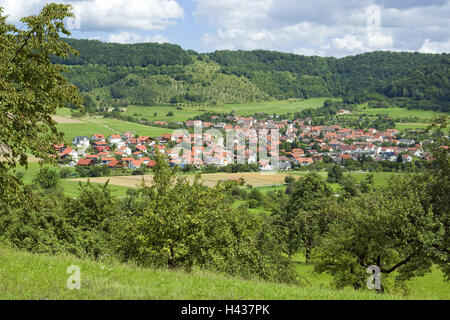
[13,161,399,198]
[60,180,129,198]
[218,97,335,115]
[355,105,442,121]
[395,122,430,130]
[57,118,172,142]
[72,172,294,188]
[52,115,86,124]
[71,170,397,190]
[122,98,332,123]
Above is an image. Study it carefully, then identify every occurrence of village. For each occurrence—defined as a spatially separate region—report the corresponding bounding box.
[54,114,429,172]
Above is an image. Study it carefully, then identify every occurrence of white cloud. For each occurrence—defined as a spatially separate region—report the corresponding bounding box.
[332,35,365,52]
[331,31,394,53]
[0,0,184,31]
[195,0,449,56]
[108,31,168,44]
[419,38,450,53]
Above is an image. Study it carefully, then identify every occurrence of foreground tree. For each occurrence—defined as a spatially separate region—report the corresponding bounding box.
[111,153,297,283]
[0,4,82,203]
[313,175,445,291]
[274,173,334,260]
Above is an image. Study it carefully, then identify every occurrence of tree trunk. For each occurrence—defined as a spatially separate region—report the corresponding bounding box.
[305,247,311,263]
[168,245,176,269]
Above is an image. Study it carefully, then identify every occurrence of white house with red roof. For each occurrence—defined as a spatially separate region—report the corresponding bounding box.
[108,134,124,147]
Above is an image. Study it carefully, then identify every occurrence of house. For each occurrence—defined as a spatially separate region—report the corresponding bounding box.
[259,159,273,171]
[107,159,124,168]
[279,156,292,171]
[137,136,152,144]
[77,158,94,166]
[53,144,65,152]
[135,145,147,152]
[117,145,132,156]
[146,160,157,168]
[129,159,144,169]
[122,132,135,139]
[402,154,412,162]
[291,148,305,158]
[58,147,78,160]
[153,144,166,153]
[72,136,90,148]
[101,157,115,164]
[90,134,106,142]
[108,134,123,146]
[399,139,415,146]
[294,157,314,166]
[94,145,110,153]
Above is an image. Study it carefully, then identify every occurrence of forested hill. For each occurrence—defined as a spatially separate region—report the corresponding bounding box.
[55,38,449,111]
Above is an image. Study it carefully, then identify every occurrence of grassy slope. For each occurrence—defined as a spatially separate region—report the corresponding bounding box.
[1,246,448,300]
[0,246,390,300]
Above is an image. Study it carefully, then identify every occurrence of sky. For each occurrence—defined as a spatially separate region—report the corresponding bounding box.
[0,0,449,57]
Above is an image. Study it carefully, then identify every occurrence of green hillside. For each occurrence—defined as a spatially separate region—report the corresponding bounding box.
[55,39,449,112]
[0,246,397,300]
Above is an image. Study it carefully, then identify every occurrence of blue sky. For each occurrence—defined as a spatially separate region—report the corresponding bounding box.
[1,0,449,56]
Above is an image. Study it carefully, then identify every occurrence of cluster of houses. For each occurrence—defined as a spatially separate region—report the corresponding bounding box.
[53,115,431,171]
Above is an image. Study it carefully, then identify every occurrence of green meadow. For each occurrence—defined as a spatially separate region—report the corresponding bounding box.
[12,162,129,198]
[123,97,332,123]
[57,118,172,142]
[395,123,430,131]
[355,105,442,121]
[1,245,448,300]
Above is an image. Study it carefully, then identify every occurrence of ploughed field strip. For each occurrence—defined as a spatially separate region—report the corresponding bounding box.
[51,115,86,124]
[72,172,294,188]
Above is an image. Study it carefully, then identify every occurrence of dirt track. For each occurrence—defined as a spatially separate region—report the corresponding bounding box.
[52,115,86,124]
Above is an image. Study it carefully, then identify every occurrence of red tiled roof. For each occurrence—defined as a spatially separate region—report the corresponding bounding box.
[77,159,94,166]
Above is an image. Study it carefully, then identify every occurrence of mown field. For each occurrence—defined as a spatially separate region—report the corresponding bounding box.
[356,106,440,120]
[57,118,172,142]
[123,98,332,123]
[1,245,448,300]
[395,123,430,131]
[72,171,397,189]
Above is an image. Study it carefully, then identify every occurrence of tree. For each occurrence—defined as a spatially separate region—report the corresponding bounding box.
[59,167,72,179]
[274,173,333,260]
[33,168,60,191]
[284,175,295,184]
[424,116,450,279]
[327,164,344,183]
[340,175,360,198]
[0,4,82,203]
[111,153,296,283]
[314,175,445,291]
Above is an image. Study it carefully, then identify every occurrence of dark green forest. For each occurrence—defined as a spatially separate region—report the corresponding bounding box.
[54,39,449,111]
